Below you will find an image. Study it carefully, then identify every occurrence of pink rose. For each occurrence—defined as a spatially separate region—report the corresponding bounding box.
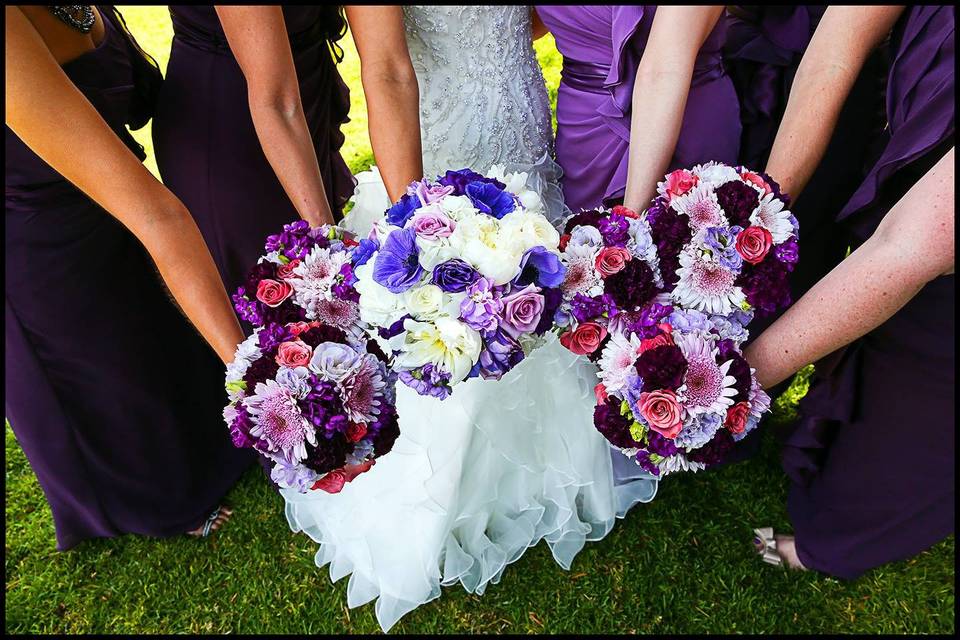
[724,401,750,434]
[312,469,347,493]
[276,259,301,280]
[500,284,545,338]
[560,322,608,355]
[285,321,311,337]
[594,383,609,405]
[638,390,684,439]
[595,247,632,278]
[275,339,313,367]
[663,169,699,201]
[611,205,640,219]
[256,278,293,307]
[735,226,773,264]
[411,209,456,240]
[740,171,772,196]
[345,422,368,443]
[638,331,674,355]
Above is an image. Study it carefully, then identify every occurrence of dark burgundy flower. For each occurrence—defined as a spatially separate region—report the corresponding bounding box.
[534,287,564,335]
[760,171,789,206]
[598,214,630,246]
[243,356,279,389]
[646,430,680,458]
[299,324,349,349]
[304,432,351,474]
[563,209,607,234]
[605,259,658,311]
[738,258,792,319]
[715,180,760,228]
[646,201,692,288]
[594,397,640,449]
[371,407,401,457]
[687,428,735,466]
[717,341,752,402]
[635,344,687,391]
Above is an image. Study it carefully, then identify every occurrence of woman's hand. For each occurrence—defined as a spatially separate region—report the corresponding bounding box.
[6,6,244,364]
[621,6,724,212]
[217,6,336,227]
[346,5,423,202]
[745,147,954,388]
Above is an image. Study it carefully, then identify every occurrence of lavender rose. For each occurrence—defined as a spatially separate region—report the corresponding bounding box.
[500,283,545,338]
[432,259,481,293]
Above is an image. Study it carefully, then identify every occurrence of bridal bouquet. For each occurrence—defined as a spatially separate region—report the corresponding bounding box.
[554,206,663,359]
[224,222,400,493]
[593,305,771,477]
[646,162,798,319]
[353,168,566,399]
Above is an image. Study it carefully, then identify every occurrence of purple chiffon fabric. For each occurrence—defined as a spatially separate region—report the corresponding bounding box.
[5,6,254,551]
[152,6,355,298]
[783,5,955,579]
[535,5,741,213]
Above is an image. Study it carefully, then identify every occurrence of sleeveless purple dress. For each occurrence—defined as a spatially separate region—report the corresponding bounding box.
[783,5,955,579]
[724,6,888,304]
[5,7,253,551]
[152,6,355,298]
[535,5,741,213]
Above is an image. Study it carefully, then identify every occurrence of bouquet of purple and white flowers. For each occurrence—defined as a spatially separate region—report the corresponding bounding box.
[646,162,798,320]
[554,205,664,360]
[593,304,771,477]
[353,167,566,399]
[224,222,400,493]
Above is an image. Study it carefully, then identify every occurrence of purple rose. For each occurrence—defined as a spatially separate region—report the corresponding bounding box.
[437,169,505,196]
[499,283,545,338]
[460,276,503,333]
[432,259,481,293]
[411,209,456,241]
[515,246,566,288]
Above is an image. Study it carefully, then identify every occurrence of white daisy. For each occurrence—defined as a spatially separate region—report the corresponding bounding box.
[749,193,794,243]
[672,248,746,315]
[598,331,643,394]
[690,161,741,188]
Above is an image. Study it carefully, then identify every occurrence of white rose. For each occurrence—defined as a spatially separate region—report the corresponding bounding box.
[402,283,445,320]
[417,238,458,271]
[439,195,479,220]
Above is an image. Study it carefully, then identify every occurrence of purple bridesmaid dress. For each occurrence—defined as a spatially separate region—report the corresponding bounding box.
[535,5,741,213]
[152,6,355,298]
[783,5,955,579]
[5,7,254,551]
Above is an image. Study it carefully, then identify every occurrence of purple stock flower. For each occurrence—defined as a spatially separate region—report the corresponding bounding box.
[598,214,630,246]
[515,246,566,288]
[373,227,425,293]
[646,429,680,458]
[774,237,799,268]
[465,181,516,219]
[399,364,452,399]
[258,322,295,352]
[570,293,616,324]
[385,193,420,227]
[228,403,257,449]
[233,287,263,325]
[460,277,503,333]
[475,329,524,379]
[621,302,674,339]
[432,259,481,293]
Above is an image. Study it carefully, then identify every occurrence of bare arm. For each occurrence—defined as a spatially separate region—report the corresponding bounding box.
[346,5,422,201]
[745,147,954,388]
[765,6,905,201]
[5,6,243,364]
[622,6,724,212]
[217,5,334,226]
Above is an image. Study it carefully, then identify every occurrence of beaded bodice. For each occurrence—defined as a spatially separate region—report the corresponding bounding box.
[402,5,555,177]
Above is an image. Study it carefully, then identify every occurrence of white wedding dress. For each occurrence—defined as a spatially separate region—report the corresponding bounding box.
[282,6,658,631]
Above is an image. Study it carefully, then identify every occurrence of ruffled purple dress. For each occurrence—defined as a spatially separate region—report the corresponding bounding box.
[782,5,955,579]
[5,6,253,551]
[153,6,355,298]
[535,5,741,213]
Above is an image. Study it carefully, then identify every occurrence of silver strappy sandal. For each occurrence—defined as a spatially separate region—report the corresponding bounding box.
[753,527,784,566]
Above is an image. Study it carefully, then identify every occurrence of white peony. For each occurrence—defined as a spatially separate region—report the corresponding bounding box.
[439,195,479,220]
[398,317,482,384]
[499,209,561,255]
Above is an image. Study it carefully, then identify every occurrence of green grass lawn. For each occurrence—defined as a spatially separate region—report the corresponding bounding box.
[4,6,954,635]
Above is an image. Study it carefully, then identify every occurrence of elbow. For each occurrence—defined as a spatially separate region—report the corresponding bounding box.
[361,61,419,93]
[248,86,303,123]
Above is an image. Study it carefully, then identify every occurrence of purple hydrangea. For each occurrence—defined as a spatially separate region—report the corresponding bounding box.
[399,364,452,399]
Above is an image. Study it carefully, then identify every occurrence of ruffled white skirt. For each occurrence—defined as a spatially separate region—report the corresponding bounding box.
[285,162,658,632]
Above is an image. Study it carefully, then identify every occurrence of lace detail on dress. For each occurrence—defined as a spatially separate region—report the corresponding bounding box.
[402,6,555,178]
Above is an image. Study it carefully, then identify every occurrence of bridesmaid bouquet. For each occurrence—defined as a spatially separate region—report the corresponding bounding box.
[593,305,771,477]
[554,206,664,359]
[353,168,566,399]
[224,222,400,493]
[646,161,798,320]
